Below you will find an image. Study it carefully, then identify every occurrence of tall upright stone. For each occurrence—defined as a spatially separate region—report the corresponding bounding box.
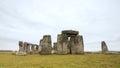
[31,44,34,54]
[56,34,63,54]
[53,42,57,54]
[16,41,26,56]
[18,41,24,52]
[56,34,68,54]
[75,35,84,54]
[24,42,31,54]
[69,36,76,54]
[101,41,108,53]
[40,35,52,54]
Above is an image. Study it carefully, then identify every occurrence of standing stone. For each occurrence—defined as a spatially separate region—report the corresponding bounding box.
[101,41,108,53]
[53,43,57,51]
[35,45,39,50]
[18,41,24,52]
[62,34,69,54]
[52,42,57,54]
[40,35,52,54]
[16,41,26,56]
[34,44,39,54]
[56,34,63,54]
[31,44,35,54]
[75,35,84,54]
[69,36,76,54]
[38,39,42,53]
[30,44,39,54]
[24,42,31,54]
[57,34,68,54]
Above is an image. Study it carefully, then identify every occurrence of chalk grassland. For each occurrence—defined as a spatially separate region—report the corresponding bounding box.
[0,53,120,68]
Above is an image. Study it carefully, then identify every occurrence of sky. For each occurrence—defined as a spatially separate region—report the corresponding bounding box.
[0,0,120,51]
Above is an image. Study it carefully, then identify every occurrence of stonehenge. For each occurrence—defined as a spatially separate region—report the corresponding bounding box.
[17,30,110,55]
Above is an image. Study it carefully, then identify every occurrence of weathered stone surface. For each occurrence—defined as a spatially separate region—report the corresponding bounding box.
[34,44,39,54]
[40,35,52,54]
[69,36,76,54]
[52,42,57,54]
[24,42,31,54]
[31,45,35,54]
[17,30,84,55]
[55,30,84,54]
[53,42,57,50]
[75,35,84,54]
[67,35,84,54]
[56,34,68,54]
[18,41,24,52]
[30,44,39,54]
[18,41,40,55]
[16,41,27,56]
[56,34,63,54]
[38,39,42,53]
[62,30,79,35]
[101,41,108,53]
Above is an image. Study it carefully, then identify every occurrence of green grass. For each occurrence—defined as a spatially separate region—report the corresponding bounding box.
[0,53,120,68]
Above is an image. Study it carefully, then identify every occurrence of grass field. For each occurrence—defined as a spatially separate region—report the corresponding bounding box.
[0,53,120,68]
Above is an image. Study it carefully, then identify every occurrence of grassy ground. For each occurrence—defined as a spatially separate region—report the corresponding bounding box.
[0,53,120,68]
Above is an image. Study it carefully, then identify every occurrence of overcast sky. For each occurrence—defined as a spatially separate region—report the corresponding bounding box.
[0,0,120,51]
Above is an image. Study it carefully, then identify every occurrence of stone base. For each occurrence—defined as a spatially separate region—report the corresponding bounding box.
[16,52,26,56]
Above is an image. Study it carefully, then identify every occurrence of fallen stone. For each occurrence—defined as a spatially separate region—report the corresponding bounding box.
[16,51,26,56]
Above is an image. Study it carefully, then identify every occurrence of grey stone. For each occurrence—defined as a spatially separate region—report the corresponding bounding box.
[40,35,52,54]
[101,41,108,53]
[31,44,35,54]
[69,36,76,54]
[16,41,27,56]
[74,35,84,54]
[52,42,57,54]
[55,30,84,54]
[56,34,68,54]
[18,41,24,52]
[24,42,31,54]
[31,44,39,54]
[62,30,79,36]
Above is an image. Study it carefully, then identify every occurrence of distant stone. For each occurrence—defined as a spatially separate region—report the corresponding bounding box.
[18,41,24,52]
[24,42,31,54]
[101,41,108,53]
